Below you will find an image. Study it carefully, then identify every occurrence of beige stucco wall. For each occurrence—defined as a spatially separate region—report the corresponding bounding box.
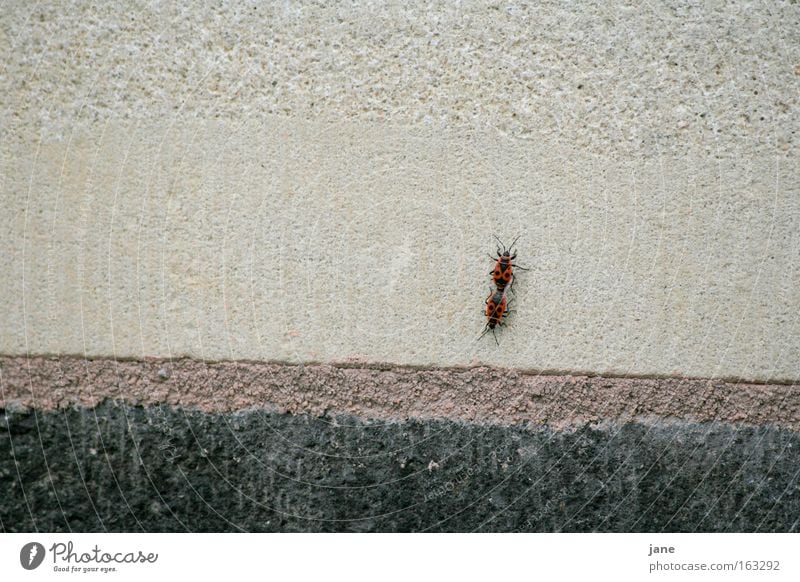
[2,1,798,382]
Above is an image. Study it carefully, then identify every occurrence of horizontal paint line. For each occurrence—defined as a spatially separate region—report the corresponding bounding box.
[2,355,798,431]
[3,352,799,387]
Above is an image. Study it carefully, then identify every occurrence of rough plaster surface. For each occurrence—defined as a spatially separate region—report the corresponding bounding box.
[2,1,799,380]
[2,356,799,430]
[2,1,797,157]
[2,403,798,532]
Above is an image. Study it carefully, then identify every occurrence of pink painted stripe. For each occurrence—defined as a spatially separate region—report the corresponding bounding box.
[1,356,798,430]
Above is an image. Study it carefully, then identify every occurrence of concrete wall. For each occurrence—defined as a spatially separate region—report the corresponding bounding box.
[2,1,799,532]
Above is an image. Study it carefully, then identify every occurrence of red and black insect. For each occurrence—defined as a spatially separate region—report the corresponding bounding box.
[479,288,510,345]
[489,235,528,293]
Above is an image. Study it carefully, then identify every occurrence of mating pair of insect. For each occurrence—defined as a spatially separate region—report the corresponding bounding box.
[480,235,528,345]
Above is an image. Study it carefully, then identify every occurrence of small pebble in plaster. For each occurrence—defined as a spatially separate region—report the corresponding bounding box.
[4,400,30,415]
[157,367,171,381]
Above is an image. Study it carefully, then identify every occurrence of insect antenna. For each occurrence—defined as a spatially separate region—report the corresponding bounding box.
[493,234,505,254]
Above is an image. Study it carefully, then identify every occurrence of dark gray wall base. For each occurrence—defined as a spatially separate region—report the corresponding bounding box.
[2,403,798,532]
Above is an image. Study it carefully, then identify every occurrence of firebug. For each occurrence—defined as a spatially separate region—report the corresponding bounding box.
[480,288,510,345]
[489,235,528,293]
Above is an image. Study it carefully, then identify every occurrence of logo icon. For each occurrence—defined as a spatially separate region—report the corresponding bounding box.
[20,542,46,570]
